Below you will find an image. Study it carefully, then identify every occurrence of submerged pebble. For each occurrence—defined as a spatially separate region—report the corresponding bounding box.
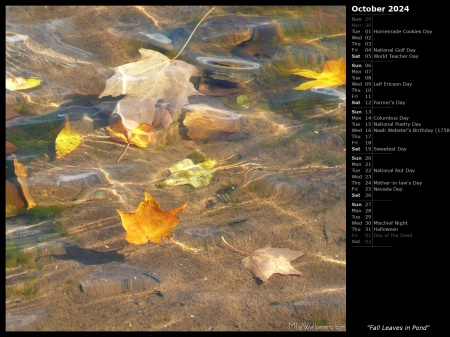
[27,169,119,205]
[196,56,260,83]
[182,103,248,142]
[140,32,174,50]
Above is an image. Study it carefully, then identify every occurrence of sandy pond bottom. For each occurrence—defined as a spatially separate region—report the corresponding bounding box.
[6,133,346,331]
[6,6,346,331]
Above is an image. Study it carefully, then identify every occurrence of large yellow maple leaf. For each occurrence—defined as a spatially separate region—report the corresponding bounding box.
[100,7,215,147]
[294,57,346,90]
[117,191,187,244]
[99,49,202,147]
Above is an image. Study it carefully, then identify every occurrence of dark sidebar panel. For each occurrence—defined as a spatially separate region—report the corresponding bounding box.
[347,2,440,334]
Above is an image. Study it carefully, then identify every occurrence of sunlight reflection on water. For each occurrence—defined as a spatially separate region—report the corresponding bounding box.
[6,6,346,331]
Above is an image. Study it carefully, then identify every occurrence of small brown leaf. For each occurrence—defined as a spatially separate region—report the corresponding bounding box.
[242,247,304,282]
[6,141,18,155]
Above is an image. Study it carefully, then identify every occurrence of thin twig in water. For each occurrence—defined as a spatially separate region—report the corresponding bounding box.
[221,236,249,256]
[116,143,130,163]
[172,6,215,61]
[134,6,160,28]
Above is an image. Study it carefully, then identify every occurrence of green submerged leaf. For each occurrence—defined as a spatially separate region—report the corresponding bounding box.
[237,95,250,109]
[158,158,219,188]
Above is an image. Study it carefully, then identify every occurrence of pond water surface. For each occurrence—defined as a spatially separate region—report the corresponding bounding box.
[6,6,346,331]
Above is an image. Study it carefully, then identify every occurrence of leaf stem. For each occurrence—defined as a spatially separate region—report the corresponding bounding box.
[221,236,250,256]
[116,143,130,163]
[172,6,215,61]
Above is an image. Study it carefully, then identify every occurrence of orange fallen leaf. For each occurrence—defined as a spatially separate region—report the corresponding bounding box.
[108,122,157,148]
[12,154,36,210]
[293,57,346,90]
[6,154,37,217]
[6,180,25,218]
[117,191,187,244]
